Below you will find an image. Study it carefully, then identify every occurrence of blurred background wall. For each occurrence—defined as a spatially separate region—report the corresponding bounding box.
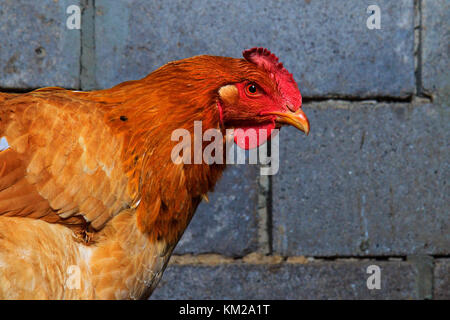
[0,0,448,299]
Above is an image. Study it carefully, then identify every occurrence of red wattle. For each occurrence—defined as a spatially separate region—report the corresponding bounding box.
[233,122,276,150]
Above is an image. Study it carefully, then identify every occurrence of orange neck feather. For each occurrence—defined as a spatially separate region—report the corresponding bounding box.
[89,56,247,244]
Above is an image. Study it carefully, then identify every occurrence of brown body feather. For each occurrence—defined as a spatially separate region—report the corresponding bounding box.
[0,51,308,299]
[0,55,256,299]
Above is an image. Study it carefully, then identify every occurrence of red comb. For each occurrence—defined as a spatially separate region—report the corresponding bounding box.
[242,47,294,82]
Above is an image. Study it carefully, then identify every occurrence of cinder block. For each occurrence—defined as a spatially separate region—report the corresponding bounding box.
[152,260,417,299]
[174,165,259,257]
[272,101,449,256]
[0,0,80,89]
[434,259,450,299]
[421,0,450,104]
[94,0,415,98]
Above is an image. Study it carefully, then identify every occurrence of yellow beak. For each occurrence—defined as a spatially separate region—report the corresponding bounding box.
[264,109,310,135]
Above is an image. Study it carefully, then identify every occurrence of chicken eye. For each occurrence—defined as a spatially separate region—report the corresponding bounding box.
[246,84,258,95]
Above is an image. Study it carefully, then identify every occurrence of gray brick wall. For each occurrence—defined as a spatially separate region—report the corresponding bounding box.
[273,101,449,257]
[434,259,450,300]
[0,0,80,89]
[0,0,448,299]
[93,0,415,98]
[152,257,418,300]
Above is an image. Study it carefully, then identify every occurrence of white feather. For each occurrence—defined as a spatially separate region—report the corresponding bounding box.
[0,137,10,151]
